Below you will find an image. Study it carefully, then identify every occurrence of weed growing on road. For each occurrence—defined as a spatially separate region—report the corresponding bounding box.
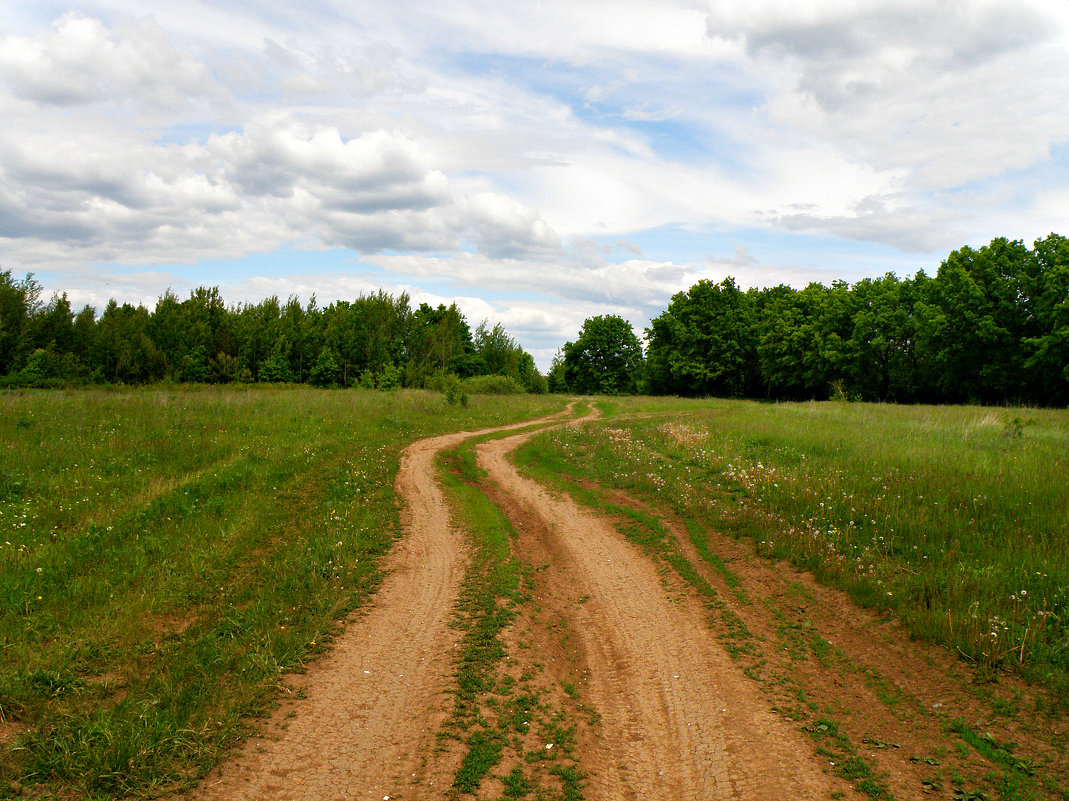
[438,438,585,800]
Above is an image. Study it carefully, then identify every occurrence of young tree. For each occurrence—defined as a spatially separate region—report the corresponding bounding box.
[309,346,341,387]
[406,303,476,386]
[546,351,568,393]
[0,270,41,374]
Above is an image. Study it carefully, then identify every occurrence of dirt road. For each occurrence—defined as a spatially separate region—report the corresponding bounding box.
[476,428,841,799]
[191,402,1065,800]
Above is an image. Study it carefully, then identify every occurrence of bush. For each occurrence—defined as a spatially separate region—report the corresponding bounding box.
[423,371,454,392]
[442,375,469,407]
[258,354,293,383]
[309,348,341,388]
[377,364,402,390]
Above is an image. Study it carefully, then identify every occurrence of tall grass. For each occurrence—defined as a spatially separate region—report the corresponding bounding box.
[0,386,565,798]
[518,399,1069,703]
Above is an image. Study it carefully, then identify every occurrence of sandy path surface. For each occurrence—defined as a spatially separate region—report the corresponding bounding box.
[478,429,841,799]
[191,409,575,801]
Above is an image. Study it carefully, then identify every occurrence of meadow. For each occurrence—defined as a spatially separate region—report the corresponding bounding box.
[3,388,1067,800]
[0,387,566,799]
[518,397,1069,703]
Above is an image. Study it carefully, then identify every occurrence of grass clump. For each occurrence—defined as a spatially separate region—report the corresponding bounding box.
[437,433,585,799]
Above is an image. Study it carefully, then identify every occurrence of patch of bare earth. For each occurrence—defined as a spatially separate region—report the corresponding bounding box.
[186,409,576,801]
[478,430,849,799]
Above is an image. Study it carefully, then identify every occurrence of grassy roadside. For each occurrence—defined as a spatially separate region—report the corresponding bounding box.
[0,387,566,800]
[513,397,1068,801]
[436,434,584,800]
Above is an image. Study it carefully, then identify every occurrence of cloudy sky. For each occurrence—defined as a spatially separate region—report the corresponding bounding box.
[3,1,1068,368]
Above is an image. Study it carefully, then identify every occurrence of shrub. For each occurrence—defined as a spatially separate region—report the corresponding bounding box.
[309,348,341,388]
[377,364,402,390]
[442,375,469,407]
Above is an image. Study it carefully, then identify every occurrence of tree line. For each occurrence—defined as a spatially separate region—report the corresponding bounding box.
[4,233,1066,403]
[551,234,1069,406]
[0,279,546,392]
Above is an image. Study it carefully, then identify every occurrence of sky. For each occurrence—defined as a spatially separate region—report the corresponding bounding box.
[2,1,1069,370]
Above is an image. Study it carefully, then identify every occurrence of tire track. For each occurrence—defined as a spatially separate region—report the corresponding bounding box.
[478,426,843,799]
[190,407,577,801]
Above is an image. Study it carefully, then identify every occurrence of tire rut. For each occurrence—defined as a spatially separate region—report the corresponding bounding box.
[189,407,576,801]
[478,426,845,799]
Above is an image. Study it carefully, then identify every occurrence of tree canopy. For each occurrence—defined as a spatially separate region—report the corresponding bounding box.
[4,231,1066,405]
[561,314,644,395]
[0,276,545,393]
[642,234,1069,406]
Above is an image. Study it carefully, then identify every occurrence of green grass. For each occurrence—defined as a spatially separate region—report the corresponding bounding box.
[515,398,1069,705]
[0,386,566,798]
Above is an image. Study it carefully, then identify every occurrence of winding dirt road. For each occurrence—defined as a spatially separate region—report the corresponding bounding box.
[192,409,575,800]
[189,402,1065,800]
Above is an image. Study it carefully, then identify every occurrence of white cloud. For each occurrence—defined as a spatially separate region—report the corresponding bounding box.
[0,105,566,269]
[261,37,427,99]
[0,12,227,108]
[4,1,1069,366]
[708,0,1069,188]
[772,195,963,253]
[365,246,700,314]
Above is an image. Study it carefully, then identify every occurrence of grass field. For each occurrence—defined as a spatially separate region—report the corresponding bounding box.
[3,389,1066,799]
[0,387,566,799]
[517,398,1069,704]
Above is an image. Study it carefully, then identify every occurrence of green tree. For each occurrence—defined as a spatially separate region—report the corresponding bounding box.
[309,347,341,387]
[231,295,283,381]
[645,278,756,397]
[843,274,918,401]
[406,303,476,386]
[546,351,568,393]
[919,238,1031,402]
[0,270,41,375]
[562,315,643,395]
[92,300,165,383]
[1023,233,1069,404]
